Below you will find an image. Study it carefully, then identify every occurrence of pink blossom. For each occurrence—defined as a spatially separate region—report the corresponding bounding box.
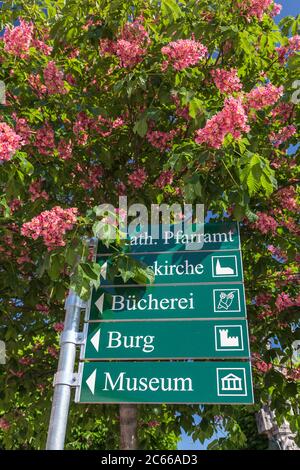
[269,125,297,147]
[32,38,53,56]
[258,308,274,319]
[237,0,273,21]
[195,96,250,148]
[44,61,67,95]
[99,18,149,68]
[0,418,10,431]
[171,93,190,120]
[252,352,272,373]
[0,122,23,161]
[65,73,76,86]
[58,139,73,160]
[21,206,78,250]
[53,322,64,332]
[73,112,91,145]
[128,167,147,188]
[276,35,300,64]
[251,211,278,235]
[255,292,272,307]
[270,102,294,122]
[211,68,242,94]
[35,122,55,155]
[284,217,300,235]
[9,198,22,213]
[121,17,150,45]
[270,3,282,16]
[146,129,177,151]
[37,383,46,392]
[36,304,49,314]
[4,19,33,58]
[16,248,33,265]
[275,186,299,212]
[245,83,283,110]
[154,170,174,189]
[9,369,24,378]
[19,356,34,366]
[161,39,207,70]
[28,74,47,98]
[14,116,32,145]
[80,165,103,190]
[115,39,146,68]
[117,182,127,195]
[147,420,160,428]
[275,292,294,312]
[47,346,59,359]
[29,180,49,202]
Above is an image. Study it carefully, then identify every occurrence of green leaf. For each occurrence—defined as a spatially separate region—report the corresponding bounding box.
[188,98,203,119]
[133,118,148,137]
[48,253,64,281]
[80,262,101,281]
[161,0,183,21]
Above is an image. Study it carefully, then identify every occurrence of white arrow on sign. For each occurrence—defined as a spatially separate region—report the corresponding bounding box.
[100,262,108,280]
[91,328,101,352]
[95,293,105,313]
[86,369,97,395]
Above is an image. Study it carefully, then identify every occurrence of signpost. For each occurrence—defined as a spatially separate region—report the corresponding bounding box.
[97,250,244,285]
[76,361,254,404]
[76,221,253,405]
[88,283,246,320]
[120,221,241,253]
[47,222,253,448]
[81,319,250,360]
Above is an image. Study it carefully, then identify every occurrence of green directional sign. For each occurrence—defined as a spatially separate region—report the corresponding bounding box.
[97,250,243,286]
[97,221,240,254]
[76,360,254,404]
[81,319,250,360]
[88,283,246,321]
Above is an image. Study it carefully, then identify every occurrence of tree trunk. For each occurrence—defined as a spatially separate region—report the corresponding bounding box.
[119,404,138,450]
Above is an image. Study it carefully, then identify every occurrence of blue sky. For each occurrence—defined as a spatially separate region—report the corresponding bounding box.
[179,0,300,450]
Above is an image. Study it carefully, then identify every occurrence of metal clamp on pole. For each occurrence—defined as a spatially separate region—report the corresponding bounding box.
[60,331,84,346]
[65,290,87,309]
[53,371,79,387]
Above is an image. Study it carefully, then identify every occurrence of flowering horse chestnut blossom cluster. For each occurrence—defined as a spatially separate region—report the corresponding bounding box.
[250,211,278,235]
[195,96,250,148]
[211,68,243,94]
[237,0,281,21]
[0,122,23,162]
[99,18,150,68]
[43,61,68,95]
[154,170,174,189]
[3,19,33,58]
[245,83,283,110]
[276,35,300,64]
[275,187,299,212]
[161,39,207,70]
[128,167,148,188]
[35,122,55,156]
[21,206,78,250]
[146,129,178,151]
[269,124,297,147]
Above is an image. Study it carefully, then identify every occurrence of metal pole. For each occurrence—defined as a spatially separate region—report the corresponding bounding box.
[46,290,85,450]
[120,404,138,450]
